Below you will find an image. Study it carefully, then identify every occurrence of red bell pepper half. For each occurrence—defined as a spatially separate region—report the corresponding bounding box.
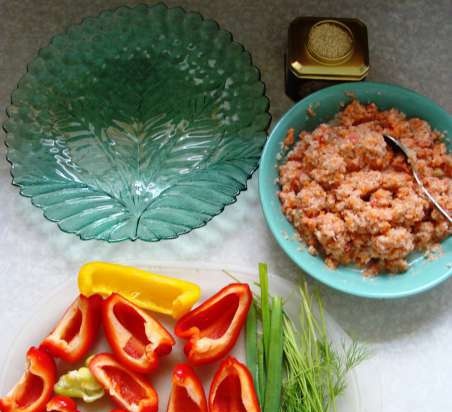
[46,395,79,412]
[102,293,175,373]
[88,353,158,412]
[0,347,57,412]
[40,294,102,363]
[175,283,252,365]
[209,357,260,412]
[167,364,207,412]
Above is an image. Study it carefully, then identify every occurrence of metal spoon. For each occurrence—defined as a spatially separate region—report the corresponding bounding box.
[383,134,451,224]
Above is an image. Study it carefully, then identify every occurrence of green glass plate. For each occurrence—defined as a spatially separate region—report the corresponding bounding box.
[4,3,270,241]
[260,82,451,298]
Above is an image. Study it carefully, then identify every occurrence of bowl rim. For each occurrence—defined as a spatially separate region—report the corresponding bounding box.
[259,81,452,299]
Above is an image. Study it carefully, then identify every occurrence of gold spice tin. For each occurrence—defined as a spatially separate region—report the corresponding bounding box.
[285,17,370,100]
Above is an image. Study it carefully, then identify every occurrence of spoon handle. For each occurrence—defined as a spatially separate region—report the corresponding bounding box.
[412,169,452,224]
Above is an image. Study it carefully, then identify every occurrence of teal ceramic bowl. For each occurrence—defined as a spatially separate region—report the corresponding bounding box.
[259,82,451,298]
[5,3,269,242]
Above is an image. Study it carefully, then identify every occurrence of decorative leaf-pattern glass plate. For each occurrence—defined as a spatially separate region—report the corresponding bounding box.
[4,3,270,241]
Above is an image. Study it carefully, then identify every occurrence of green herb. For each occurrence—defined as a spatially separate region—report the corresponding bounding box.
[258,262,271,364]
[243,264,368,412]
[282,282,368,412]
[247,264,284,412]
[257,337,266,403]
[245,301,260,400]
[263,296,284,412]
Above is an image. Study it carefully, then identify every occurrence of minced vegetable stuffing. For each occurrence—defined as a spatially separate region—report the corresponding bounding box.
[278,100,451,275]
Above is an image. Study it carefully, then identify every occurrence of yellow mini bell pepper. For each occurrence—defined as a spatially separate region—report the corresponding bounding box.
[78,262,201,319]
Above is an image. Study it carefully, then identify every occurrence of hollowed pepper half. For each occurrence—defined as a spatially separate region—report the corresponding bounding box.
[167,364,207,412]
[88,353,158,412]
[102,293,175,373]
[0,347,57,412]
[209,357,260,412]
[40,294,102,363]
[175,283,252,365]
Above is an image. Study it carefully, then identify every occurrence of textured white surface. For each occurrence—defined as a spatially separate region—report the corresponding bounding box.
[0,170,451,411]
[1,0,451,410]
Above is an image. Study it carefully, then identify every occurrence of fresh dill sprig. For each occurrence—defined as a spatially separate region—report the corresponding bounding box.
[282,282,368,412]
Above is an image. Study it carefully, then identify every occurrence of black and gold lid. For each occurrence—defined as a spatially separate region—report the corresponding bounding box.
[288,17,369,81]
